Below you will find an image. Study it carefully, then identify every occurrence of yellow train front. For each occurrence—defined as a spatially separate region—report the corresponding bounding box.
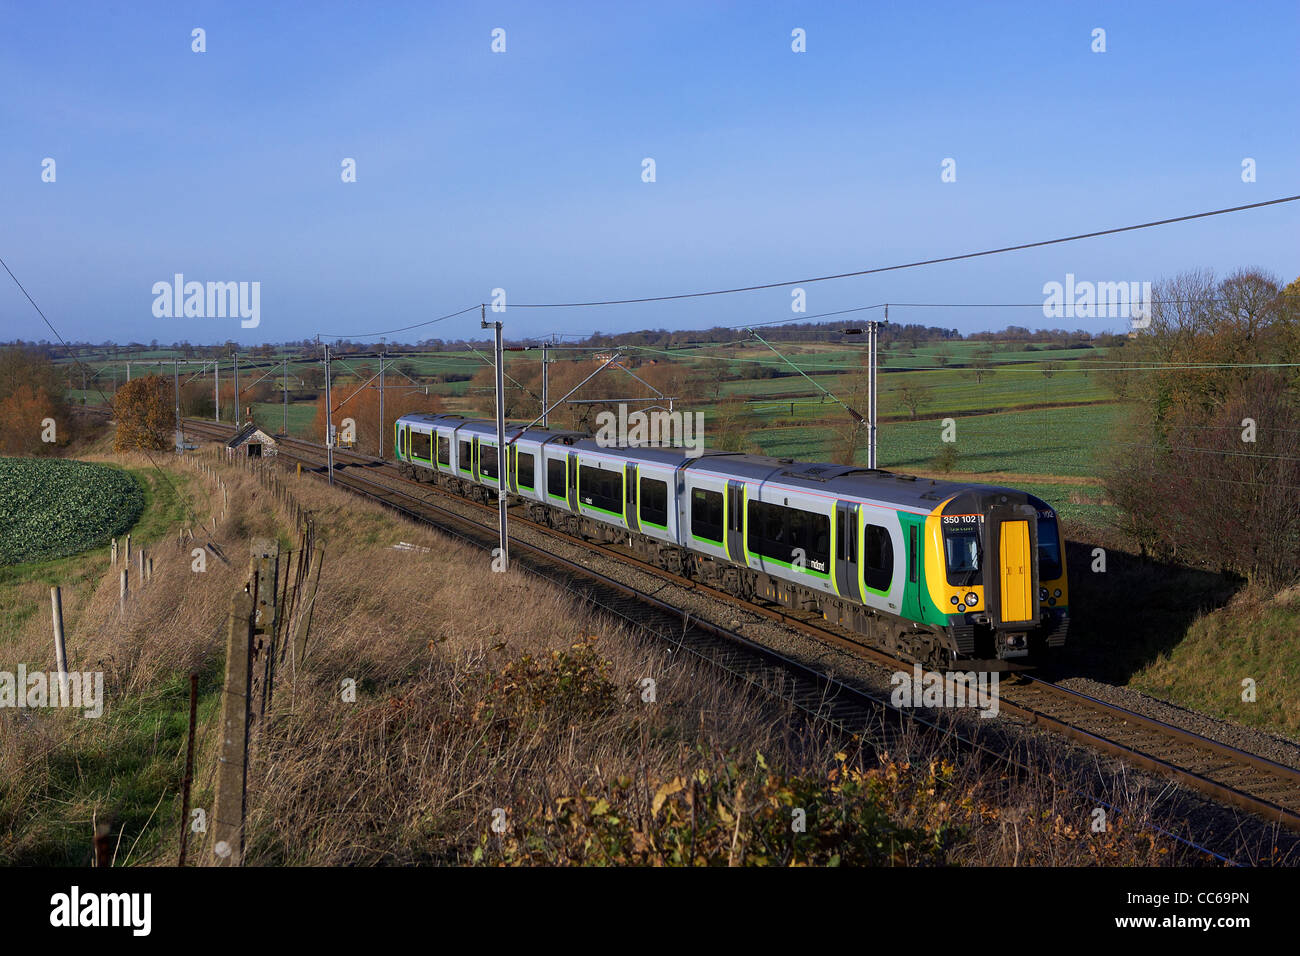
[924,488,1069,663]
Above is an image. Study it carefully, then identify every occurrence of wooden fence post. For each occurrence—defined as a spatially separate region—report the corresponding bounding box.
[291,544,326,671]
[178,672,199,866]
[211,584,255,867]
[119,569,128,613]
[51,587,69,706]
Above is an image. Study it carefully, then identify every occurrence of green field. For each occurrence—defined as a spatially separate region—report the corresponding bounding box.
[0,458,145,565]
[749,404,1125,477]
[251,401,317,437]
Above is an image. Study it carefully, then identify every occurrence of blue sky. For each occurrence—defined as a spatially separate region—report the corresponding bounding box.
[3,0,1297,345]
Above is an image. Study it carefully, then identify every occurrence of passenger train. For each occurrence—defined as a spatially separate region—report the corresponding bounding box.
[393,413,1069,667]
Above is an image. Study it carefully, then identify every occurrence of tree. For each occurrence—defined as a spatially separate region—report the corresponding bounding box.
[932,443,959,473]
[967,349,995,385]
[311,383,441,457]
[895,382,933,420]
[1104,268,1300,585]
[114,375,174,451]
[0,385,61,455]
[0,346,72,451]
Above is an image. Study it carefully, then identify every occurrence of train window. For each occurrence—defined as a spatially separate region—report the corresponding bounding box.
[691,488,724,544]
[944,527,982,586]
[480,444,498,481]
[1038,517,1062,580]
[410,430,431,462]
[397,426,406,458]
[836,512,859,564]
[517,451,535,490]
[746,500,830,572]
[640,477,668,528]
[458,440,472,472]
[547,457,566,499]
[579,464,623,516]
[437,436,450,466]
[908,527,918,583]
[863,525,893,593]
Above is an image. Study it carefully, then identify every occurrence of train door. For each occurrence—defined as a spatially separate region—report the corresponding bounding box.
[725,480,745,563]
[984,501,1039,627]
[625,463,640,533]
[566,451,579,511]
[834,500,860,600]
[507,444,517,494]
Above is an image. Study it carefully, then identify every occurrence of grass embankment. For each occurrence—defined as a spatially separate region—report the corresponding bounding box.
[0,444,1197,866]
[0,452,236,865]
[1129,588,1300,740]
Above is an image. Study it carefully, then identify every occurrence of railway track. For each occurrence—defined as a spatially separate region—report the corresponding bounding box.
[183,419,1300,838]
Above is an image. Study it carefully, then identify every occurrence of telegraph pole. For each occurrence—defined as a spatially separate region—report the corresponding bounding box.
[843,309,888,469]
[378,346,386,459]
[324,344,334,484]
[282,355,288,436]
[540,340,549,427]
[174,358,182,455]
[868,314,879,469]
[483,305,508,570]
[233,350,240,430]
[214,359,220,423]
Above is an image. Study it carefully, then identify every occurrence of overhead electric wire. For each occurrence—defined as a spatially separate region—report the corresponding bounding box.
[502,195,1300,308]
[318,304,480,340]
[0,254,218,538]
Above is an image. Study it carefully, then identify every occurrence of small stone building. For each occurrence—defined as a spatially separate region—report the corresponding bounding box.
[226,423,279,459]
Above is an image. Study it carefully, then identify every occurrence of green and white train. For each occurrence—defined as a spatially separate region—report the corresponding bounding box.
[394,413,1070,666]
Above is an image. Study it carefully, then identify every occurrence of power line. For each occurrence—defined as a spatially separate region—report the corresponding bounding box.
[504,195,1300,308]
[318,304,480,340]
[0,254,217,537]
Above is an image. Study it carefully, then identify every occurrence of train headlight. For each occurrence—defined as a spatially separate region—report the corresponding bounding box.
[964,592,978,607]
[1054,589,1062,598]
[950,596,960,606]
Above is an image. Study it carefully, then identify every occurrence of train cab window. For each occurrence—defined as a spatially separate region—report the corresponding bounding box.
[517,451,535,490]
[458,440,472,472]
[437,436,450,466]
[944,527,982,586]
[746,500,829,572]
[691,488,724,544]
[863,524,893,593]
[640,477,669,528]
[1038,515,1062,580]
[579,464,623,516]
[410,430,431,462]
[480,445,498,481]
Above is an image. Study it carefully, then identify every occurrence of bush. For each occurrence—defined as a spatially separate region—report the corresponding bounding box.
[932,444,959,473]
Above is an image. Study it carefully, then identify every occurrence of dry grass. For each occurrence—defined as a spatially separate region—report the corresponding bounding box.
[0,446,1218,866]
